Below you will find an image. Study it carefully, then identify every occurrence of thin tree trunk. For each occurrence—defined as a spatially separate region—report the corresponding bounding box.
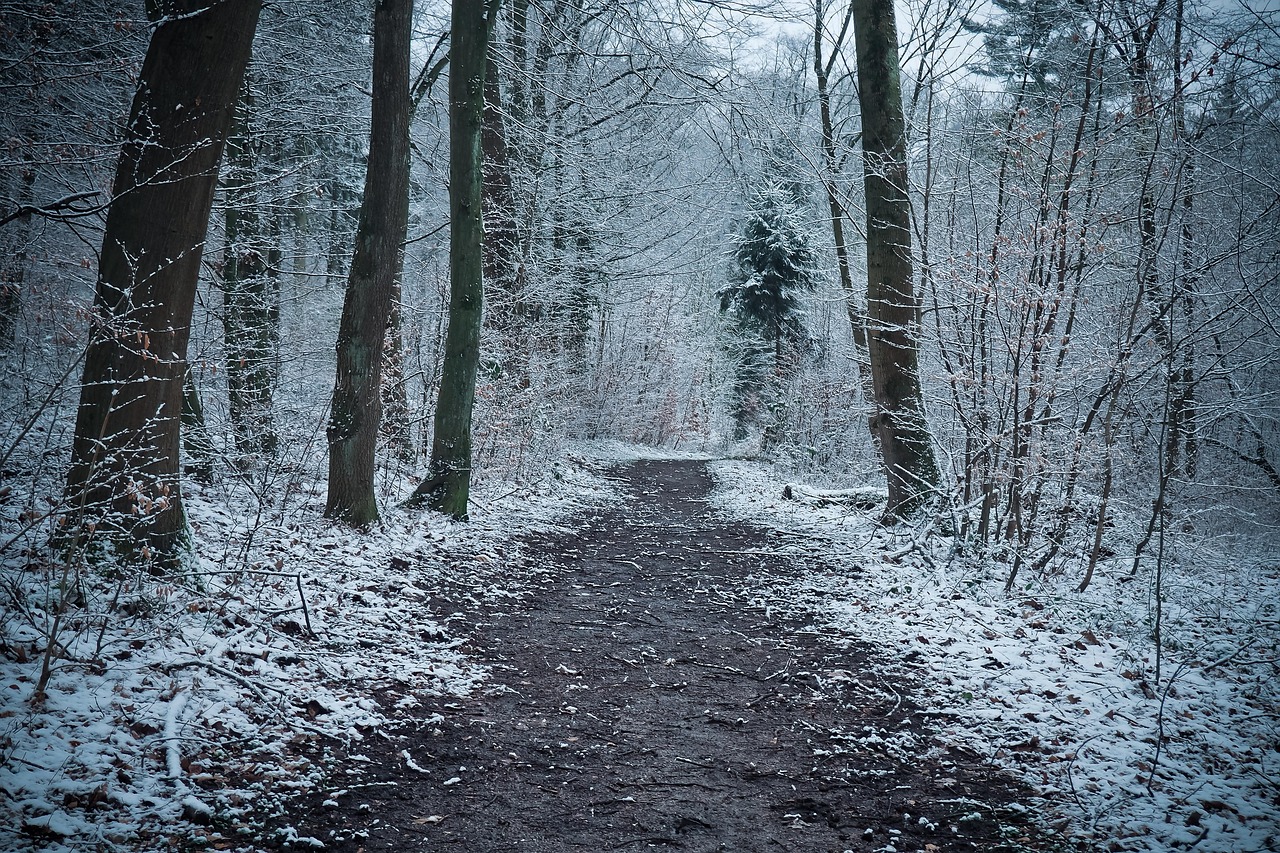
[813,0,870,392]
[222,80,279,459]
[1170,0,1198,476]
[181,366,215,483]
[851,0,939,517]
[0,162,34,348]
[564,177,596,374]
[381,275,414,461]
[61,0,261,564]
[480,47,523,344]
[324,0,412,525]
[406,0,495,519]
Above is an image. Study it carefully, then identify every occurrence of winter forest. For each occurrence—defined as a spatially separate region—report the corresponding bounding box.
[2,0,1278,850]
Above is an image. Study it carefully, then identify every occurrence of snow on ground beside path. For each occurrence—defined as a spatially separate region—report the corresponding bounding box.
[0,456,616,852]
[709,459,1280,853]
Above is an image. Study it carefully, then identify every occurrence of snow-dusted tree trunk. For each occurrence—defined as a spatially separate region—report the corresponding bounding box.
[408,0,496,519]
[221,80,280,460]
[852,0,939,516]
[325,0,413,525]
[62,0,261,564]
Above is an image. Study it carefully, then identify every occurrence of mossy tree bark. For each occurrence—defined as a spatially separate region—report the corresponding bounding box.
[851,0,940,517]
[407,0,495,519]
[61,0,261,565]
[324,0,413,526]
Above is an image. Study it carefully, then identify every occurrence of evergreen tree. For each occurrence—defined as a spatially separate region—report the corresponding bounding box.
[965,0,1087,96]
[719,186,817,441]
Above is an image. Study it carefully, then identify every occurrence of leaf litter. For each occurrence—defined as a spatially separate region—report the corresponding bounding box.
[709,458,1280,853]
[0,458,615,851]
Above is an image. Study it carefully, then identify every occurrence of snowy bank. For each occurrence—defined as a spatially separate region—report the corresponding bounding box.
[709,458,1280,853]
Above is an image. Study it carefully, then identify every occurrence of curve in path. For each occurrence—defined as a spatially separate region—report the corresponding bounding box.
[274,460,1054,852]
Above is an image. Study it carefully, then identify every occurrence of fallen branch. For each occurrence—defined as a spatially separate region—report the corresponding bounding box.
[163,658,282,702]
[164,689,189,781]
[782,483,886,510]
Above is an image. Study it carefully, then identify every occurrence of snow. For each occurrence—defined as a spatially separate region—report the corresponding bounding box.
[0,454,617,851]
[5,447,1275,851]
[708,458,1280,853]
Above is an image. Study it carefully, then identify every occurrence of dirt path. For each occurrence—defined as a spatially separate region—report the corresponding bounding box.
[270,460,1055,852]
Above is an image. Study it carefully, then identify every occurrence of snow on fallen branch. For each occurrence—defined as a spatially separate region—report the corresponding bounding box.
[780,483,886,510]
[163,689,188,781]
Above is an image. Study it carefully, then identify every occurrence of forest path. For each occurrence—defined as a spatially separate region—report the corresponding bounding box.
[273,460,1053,852]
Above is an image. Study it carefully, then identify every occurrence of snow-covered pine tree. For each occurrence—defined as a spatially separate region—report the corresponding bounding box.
[719,186,818,442]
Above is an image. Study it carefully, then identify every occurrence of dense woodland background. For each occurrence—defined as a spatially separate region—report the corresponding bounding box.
[4,0,1279,565]
[1,0,1279,847]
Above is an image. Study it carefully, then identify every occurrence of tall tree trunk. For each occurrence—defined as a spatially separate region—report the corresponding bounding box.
[813,0,871,390]
[222,80,280,460]
[381,275,414,461]
[507,0,530,128]
[407,0,495,519]
[0,161,34,348]
[564,182,597,374]
[852,0,939,517]
[324,0,413,525]
[61,0,261,565]
[480,48,523,345]
[1170,0,1198,475]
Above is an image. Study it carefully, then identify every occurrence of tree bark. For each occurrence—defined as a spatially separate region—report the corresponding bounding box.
[324,0,413,525]
[0,162,34,348]
[480,47,524,344]
[813,0,871,389]
[61,0,261,564]
[407,0,495,519]
[222,80,280,459]
[851,0,939,517]
[381,276,415,461]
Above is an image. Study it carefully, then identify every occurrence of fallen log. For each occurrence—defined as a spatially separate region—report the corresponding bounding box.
[781,483,886,510]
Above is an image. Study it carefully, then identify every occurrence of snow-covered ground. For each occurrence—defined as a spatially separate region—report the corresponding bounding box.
[6,450,1276,852]
[709,459,1280,853]
[0,456,617,851]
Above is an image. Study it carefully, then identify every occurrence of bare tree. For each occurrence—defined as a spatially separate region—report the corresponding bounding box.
[407,0,496,519]
[325,0,413,525]
[852,0,940,516]
[812,0,870,388]
[61,0,261,564]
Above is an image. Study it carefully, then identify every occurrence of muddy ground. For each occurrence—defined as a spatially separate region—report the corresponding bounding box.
[265,460,1066,852]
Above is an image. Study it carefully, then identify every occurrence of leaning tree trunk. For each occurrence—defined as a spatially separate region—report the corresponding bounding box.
[406,0,494,519]
[61,0,261,565]
[851,0,939,517]
[324,0,413,525]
